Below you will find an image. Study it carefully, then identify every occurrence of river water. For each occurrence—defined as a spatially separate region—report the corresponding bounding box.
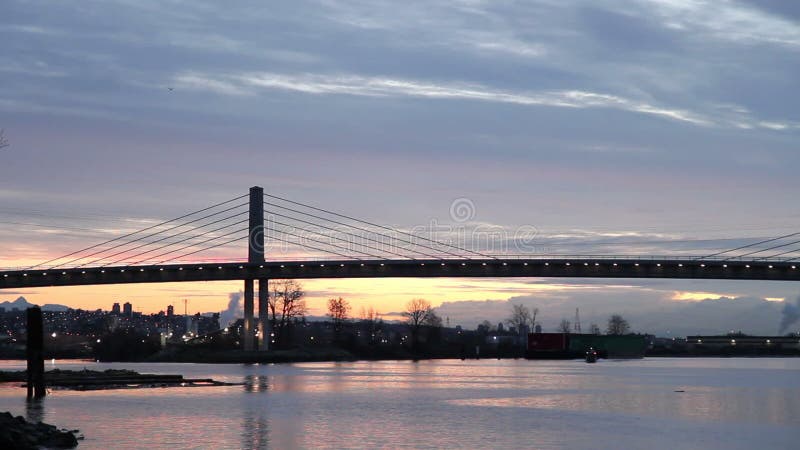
[0,358,797,449]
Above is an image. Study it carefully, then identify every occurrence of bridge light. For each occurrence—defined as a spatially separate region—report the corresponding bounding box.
[259,265,263,269]
[524,262,528,266]
[584,262,588,266]
[745,265,750,268]
[441,263,445,266]
[300,264,304,267]
[179,267,183,271]
[634,263,639,267]
[280,265,284,268]
[461,263,466,266]
[380,263,385,266]
[160,268,164,271]
[81,271,85,274]
[545,262,549,266]
[218,266,222,269]
[121,269,125,272]
[482,263,487,266]
[340,264,345,267]
[198,267,203,270]
[700,264,705,267]
[61,272,66,275]
[140,268,144,272]
[595,263,599,266]
[320,264,325,267]
[613,263,618,266]
[3,274,6,277]
[361,263,365,266]
[502,262,507,266]
[792,266,796,269]
[722,264,727,268]
[657,263,661,267]
[239,265,243,269]
[42,272,47,276]
[678,264,683,267]
[769,265,773,269]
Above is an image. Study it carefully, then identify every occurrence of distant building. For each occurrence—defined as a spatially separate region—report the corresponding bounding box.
[166,305,174,318]
[497,322,504,332]
[111,303,120,314]
[123,302,132,316]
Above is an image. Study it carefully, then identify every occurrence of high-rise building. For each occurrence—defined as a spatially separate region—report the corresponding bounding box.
[111,303,120,314]
[166,305,174,317]
[123,302,132,316]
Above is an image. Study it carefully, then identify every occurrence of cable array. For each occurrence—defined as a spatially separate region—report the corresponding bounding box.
[262,193,497,261]
[697,231,800,262]
[26,195,250,270]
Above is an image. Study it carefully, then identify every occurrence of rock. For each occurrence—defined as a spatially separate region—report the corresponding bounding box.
[0,411,79,448]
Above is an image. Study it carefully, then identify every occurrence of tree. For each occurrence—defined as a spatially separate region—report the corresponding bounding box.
[268,280,306,346]
[359,306,382,344]
[558,319,572,333]
[402,298,437,349]
[327,297,350,339]
[0,129,8,150]
[606,314,630,335]
[506,304,537,335]
[589,323,601,335]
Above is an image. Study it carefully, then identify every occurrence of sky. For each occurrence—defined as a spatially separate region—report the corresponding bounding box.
[1,0,799,335]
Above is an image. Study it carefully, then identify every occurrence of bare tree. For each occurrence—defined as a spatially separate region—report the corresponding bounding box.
[606,314,630,335]
[507,304,536,335]
[402,298,437,349]
[589,323,601,335]
[0,129,8,150]
[359,305,382,344]
[327,297,350,337]
[268,280,306,345]
[558,319,572,333]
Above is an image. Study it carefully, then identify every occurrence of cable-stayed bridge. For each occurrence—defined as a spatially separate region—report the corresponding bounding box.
[1,186,798,350]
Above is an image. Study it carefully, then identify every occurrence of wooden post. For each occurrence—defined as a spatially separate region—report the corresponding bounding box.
[26,307,45,398]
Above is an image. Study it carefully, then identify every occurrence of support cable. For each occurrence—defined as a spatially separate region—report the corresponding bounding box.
[99,218,249,267]
[265,223,386,260]
[266,216,418,260]
[264,194,492,259]
[698,231,800,260]
[726,238,800,260]
[263,200,466,259]
[129,227,249,266]
[29,195,248,270]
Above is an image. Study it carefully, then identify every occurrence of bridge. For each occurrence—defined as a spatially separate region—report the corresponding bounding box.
[2,186,798,350]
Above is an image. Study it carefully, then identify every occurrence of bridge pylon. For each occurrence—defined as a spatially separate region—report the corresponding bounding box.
[243,186,265,351]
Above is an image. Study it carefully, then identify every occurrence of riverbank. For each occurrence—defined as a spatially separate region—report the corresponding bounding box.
[0,411,79,449]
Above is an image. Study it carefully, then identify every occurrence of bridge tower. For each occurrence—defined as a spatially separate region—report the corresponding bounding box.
[243,186,266,351]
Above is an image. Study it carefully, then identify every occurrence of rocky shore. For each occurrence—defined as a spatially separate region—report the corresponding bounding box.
[0,412,79,449]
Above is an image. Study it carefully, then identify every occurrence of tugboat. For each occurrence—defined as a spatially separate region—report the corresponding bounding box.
[585,347,598,363]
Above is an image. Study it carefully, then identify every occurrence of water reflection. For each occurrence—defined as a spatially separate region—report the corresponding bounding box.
[25,397,45,424]
[244,375,270,393]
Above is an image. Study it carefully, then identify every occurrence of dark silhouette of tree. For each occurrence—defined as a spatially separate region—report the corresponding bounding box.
[0,129,7,150]
[327,297,350,341]
[268,280,306,346]
[402,298,438,349]
[606,314,630,335]
[359,306,382,344]
[506,304,537,335]
[558,319,572,333]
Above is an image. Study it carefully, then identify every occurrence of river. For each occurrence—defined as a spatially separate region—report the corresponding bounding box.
[0,358,798,449]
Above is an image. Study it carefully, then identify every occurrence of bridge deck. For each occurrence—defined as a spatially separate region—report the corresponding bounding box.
[1,258,798,289]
